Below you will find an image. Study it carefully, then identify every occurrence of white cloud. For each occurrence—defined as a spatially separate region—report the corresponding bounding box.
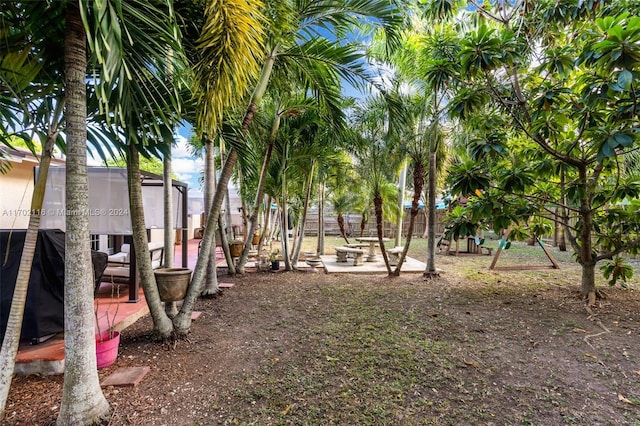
[172,157,203,173]
[172,135,195,158]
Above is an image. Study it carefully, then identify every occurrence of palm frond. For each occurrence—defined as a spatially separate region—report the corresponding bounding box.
[194,0,266,135]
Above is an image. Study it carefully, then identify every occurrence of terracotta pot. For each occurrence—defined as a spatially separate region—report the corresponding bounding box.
[229,241,244,257]
[96,331,120,369]
[154,267,192,302]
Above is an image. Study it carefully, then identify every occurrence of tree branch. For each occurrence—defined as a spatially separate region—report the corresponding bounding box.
[595,237,640,262]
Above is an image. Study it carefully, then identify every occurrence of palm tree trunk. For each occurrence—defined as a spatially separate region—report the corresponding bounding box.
[57,4,111,423]
[163,153,174,268]
[201,138,220,295]
[163,152,178,317]
[374,193,391,274]
[218,215,235,275]
[271,206,281,241]
[337,213,350,244]
[292,162,315,265]
[0,129,57,419]
[421,206,429,239]
[281,177,293,271]
[173,49,278,333]
[258,195,271,250]
[219,144,234,242]
[395,160,407,247]
[317,183,325,255]
[262,196,272,249]
[126,144,174,338]
[238,165,249,237]
[174,147,236,333]
[425,151,437,276]
[237,113,280,273]
[360,215,367,237]
[393,159,424,276]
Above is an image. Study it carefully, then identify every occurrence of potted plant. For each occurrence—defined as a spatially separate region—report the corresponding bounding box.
[229,239,244,257]
[154,267,192,302]
[94,285,121,369]
[268,249,280,271]
[251,226,261,246]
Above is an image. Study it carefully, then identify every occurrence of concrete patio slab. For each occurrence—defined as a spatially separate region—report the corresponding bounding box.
[320,254,427,274]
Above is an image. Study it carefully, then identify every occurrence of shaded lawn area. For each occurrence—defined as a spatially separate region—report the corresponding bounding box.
[5,240,640,425]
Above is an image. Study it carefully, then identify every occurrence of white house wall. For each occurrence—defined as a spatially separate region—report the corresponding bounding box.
[0,160,36,229]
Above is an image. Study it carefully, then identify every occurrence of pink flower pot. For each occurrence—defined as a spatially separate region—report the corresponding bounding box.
[95,331,120,369]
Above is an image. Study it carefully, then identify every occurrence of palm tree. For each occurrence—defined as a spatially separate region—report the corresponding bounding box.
[0,5,67,417]
[236,90,349,271]
[57,4,111,423]
[65,0,182,420]
[96,0,262,339]
[0,129,62,421]
[380,16,460,276]
[235,98,292,274]
[274,106,343,267]
[2,0,190,420]
[350,95,404,274]
[317,149,356,251]
[391,96,432,275]
[327,190,358,244]
[184,0,404,321]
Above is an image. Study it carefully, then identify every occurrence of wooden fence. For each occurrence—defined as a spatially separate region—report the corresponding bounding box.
[303,209,448,239]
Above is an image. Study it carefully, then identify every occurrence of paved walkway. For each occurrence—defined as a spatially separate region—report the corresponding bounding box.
[320,254,427,274]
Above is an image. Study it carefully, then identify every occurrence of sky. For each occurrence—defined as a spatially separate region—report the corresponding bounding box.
[169,20,396,195]
[171,129,203,194]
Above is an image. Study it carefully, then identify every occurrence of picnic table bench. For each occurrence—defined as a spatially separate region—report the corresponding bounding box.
[345,243,373,249]
[335,247,365,266]
[387,246,403,266]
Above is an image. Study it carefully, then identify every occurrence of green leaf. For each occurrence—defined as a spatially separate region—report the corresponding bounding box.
[618,69,633,90]
[614,132,634,147]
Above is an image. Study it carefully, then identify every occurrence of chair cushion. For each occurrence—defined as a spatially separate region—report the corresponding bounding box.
[107,252,129,263]
[108,243,131,263]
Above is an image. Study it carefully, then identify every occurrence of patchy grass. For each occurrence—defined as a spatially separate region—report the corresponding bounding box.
[5,237,640,425]
[224,284,456,424]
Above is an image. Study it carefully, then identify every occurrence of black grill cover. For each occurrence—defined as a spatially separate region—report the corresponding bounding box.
[0,229,108,342]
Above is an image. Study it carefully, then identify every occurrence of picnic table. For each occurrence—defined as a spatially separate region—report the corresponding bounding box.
[354,236,390,262]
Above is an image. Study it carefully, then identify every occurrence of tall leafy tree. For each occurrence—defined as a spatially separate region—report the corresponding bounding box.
[58,3,111,423]
[1,0,185,421]
[433,1,640,303]
[404,21,460,276]
[234,96,300,274]
[318,148,357,251]
[55,0,188,348]
[167,0,266,336]
[350,94,403,274]
[0,3,68,417]
[188,0,404,300]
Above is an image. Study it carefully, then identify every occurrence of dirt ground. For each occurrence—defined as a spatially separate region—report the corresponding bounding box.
[4,245,640,425]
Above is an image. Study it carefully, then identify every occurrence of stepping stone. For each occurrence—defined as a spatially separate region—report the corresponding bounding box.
[219,282,234,288]
[101,366,150,387]
[191,311,202,321]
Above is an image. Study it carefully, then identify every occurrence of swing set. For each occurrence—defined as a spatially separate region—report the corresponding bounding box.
[489,229,560,271]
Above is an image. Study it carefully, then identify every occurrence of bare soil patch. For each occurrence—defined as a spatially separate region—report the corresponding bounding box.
[5,245,640,425]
